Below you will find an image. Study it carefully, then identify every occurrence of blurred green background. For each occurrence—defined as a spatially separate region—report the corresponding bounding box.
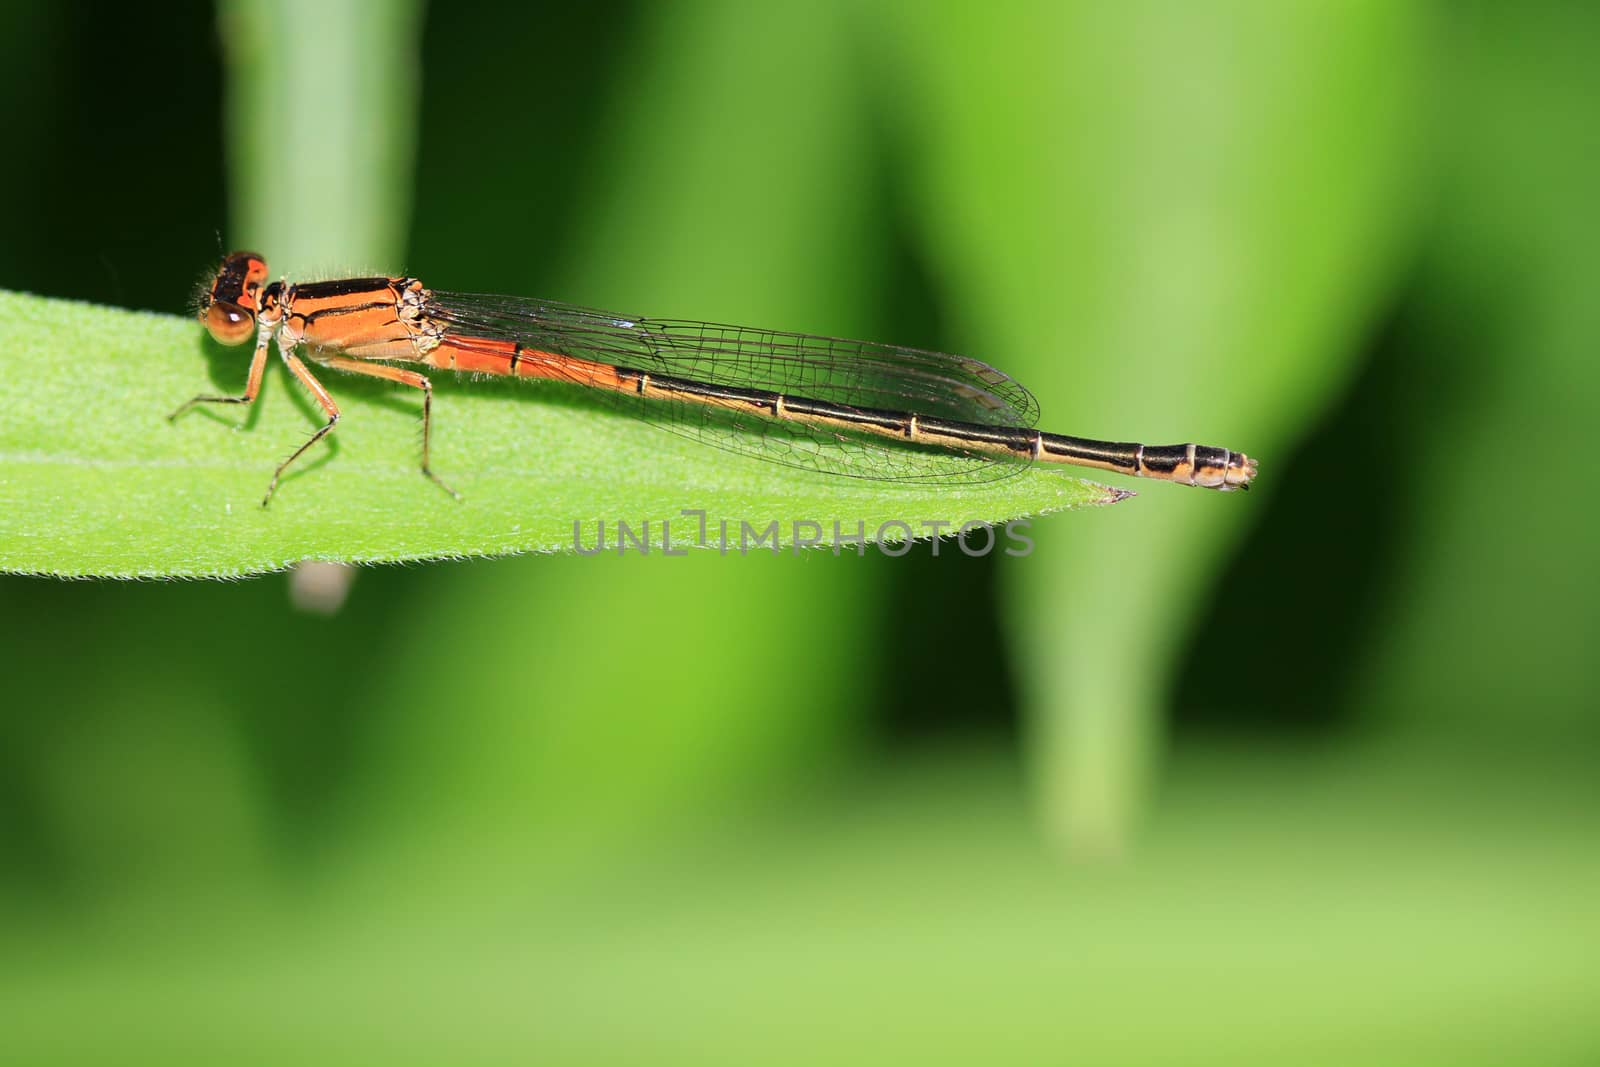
[1,1,1596,1062]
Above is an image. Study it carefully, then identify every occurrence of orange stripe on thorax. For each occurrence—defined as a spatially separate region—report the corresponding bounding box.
[284,282,411,351]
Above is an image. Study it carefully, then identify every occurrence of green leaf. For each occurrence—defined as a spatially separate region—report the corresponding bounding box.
[0,290,1123,579]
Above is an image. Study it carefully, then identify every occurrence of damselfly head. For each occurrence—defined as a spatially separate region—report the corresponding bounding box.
[199,251,269,346]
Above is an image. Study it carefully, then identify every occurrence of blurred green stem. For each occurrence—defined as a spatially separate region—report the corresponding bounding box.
[219,0,424,269]
[217,0,424,603]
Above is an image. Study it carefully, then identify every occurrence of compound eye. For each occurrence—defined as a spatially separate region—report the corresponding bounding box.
[205,300,255,345]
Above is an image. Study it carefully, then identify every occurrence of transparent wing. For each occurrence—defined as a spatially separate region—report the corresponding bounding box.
[426,291,1043,485]
[427,292,1040,426]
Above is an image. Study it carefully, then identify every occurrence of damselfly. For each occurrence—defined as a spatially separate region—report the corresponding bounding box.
[173,252,1257,505]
